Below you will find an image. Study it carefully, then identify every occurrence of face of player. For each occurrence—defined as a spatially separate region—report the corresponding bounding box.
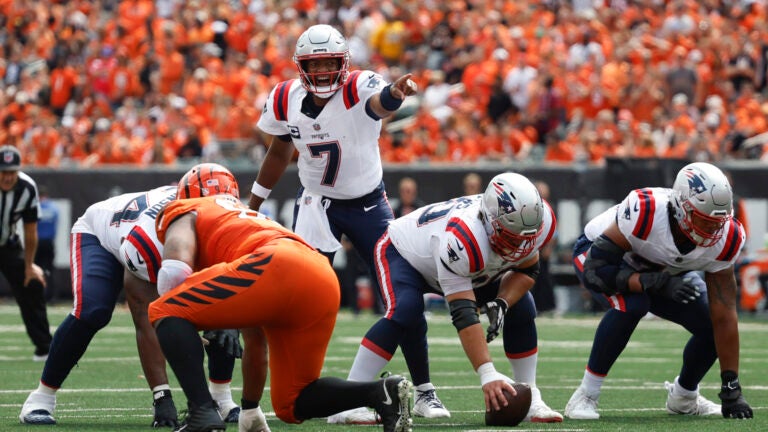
[304,58,343,89]
[0,170,19,191]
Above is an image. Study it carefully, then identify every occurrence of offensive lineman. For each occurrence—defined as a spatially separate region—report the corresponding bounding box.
[344,172,563,421]
[565,162,753,420]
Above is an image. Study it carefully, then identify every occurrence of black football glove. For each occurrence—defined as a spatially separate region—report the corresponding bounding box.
[202,329,243,358]
[479,298,508,343]
[639,272,700,304]
[151,389,179,428]
[719,371,754,419]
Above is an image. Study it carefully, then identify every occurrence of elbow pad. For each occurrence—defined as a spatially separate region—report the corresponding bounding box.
[448,299,480,332]
[582,235,626,296]
[157,259,193,296]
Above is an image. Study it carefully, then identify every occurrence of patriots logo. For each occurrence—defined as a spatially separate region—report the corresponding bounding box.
[493,183,516,213]
[686,172,707,194]
[623,205,631,220]
[124,251,138,272]
[447,243,460,263]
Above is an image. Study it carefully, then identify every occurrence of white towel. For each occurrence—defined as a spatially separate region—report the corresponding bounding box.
[293,190,342,253]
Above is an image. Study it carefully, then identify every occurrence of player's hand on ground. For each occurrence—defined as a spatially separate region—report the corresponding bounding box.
[719,372,754,419]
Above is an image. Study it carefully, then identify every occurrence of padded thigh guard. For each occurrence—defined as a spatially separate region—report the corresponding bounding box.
[582,234,627,296]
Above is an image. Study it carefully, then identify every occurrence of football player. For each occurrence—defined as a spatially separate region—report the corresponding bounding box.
[149,163,413,432]
[19,185,241,427]
[565,162,753,420]
[343,172,563,422]
[245,24,432,423]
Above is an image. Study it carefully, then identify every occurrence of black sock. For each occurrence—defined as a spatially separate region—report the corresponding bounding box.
[294,377,373,420]
[156,317,213,408]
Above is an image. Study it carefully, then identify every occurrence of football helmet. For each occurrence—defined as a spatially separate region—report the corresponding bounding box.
[481,173,543,262]
[293,24,350,97]
[671,162,732,247]
[177,163,239,199]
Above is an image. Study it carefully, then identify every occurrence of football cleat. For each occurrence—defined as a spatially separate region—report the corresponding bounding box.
[20,391,56,425]
[372,375,413,432]
[413,389,451,418]
[564,386,600,420]
[665,378,721,416]
[211,388,240,423]
[326,407,380,425]
[525,387,563,422]
[174,402,226,432]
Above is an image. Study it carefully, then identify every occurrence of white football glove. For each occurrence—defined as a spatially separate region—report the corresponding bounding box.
[239,406,271,432]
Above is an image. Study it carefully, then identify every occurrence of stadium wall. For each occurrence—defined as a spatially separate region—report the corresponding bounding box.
[2,158,766,301]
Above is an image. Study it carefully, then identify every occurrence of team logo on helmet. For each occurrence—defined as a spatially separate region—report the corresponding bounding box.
[685,172,707,194]
[493,183,516,214]
[3,153,13,163]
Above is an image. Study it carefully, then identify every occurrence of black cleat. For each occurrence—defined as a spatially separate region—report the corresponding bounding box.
[174,402,226,432]
[152,391,179,428]
[372,375,413,432]
[222,406,240,423]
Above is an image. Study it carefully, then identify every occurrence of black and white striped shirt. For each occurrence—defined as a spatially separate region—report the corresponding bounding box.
[0,172,40,248]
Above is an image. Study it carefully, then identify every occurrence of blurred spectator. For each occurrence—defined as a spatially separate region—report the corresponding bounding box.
[531,180,556,314]
[393,177,425,218]
[462,172,483,196]
[34,185,58,302]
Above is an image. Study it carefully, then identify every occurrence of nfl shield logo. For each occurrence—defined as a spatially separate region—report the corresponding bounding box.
[313,123,321,131]
[304,196,313,205]
[3,152,12,163]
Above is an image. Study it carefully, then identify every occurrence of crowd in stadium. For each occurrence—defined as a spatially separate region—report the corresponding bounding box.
[1,0,768,166]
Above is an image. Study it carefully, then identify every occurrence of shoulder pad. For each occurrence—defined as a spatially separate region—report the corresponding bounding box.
[119,225,162,283]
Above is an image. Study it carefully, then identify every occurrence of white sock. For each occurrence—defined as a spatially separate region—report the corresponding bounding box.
[674,376,698,397]
[347,345,389,382]
[415,383,435,393]
[36,382,57,396]
[581,369,604,399]
[152,384,171,393]
[509,352,537,386]
[209,381,232,396]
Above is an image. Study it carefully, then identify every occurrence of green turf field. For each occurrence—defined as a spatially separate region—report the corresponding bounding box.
[1,303,765,431]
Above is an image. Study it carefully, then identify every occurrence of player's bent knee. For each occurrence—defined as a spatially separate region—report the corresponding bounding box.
[79,307,114,329]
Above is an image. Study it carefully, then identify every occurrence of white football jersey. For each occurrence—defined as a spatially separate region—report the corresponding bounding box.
[71,186,176,282]
[257,71,387,199]
[584,187,745,275]
[386,195,557,297]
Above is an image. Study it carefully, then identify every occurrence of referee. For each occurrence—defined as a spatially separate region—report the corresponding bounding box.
[0,145,52,361]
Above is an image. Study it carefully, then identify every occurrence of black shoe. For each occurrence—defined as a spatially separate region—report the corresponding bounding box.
[152,390,179,428]
[174,402,226,432]
[222,406,240,423]
[372,375,413,432]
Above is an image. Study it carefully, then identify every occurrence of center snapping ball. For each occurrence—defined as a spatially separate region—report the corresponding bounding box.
[485,382,532,426]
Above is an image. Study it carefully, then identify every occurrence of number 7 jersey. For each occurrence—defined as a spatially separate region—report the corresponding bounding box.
[385,195,557,297]
[257,71,387,199]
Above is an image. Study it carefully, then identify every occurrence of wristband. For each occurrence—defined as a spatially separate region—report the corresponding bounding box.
[477,362,497,386]
[251,181,272,199]
[157,259,193,296]
[380,84,404,111]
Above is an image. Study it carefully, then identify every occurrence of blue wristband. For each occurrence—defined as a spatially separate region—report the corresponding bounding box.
[380,84,404,111]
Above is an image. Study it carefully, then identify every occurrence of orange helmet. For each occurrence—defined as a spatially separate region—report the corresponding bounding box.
[177,163,239,199]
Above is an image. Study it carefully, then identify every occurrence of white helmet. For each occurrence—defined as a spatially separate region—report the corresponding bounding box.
[481,173,543,262]
[293,25,350,97]
[671,162,732,247]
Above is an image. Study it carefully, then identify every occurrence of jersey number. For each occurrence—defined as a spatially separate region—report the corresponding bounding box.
[111,195,149,226]
[308,141,340,186]
[417,197,474,226]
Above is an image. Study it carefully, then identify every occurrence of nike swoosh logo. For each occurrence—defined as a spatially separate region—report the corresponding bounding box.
[634,202,639,212]
[382,380,393,405]
[364,204,378,212]
[136,253,145,265]
[455,240,464,251]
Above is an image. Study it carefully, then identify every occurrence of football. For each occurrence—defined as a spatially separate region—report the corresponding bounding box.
[485,382,532,426]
